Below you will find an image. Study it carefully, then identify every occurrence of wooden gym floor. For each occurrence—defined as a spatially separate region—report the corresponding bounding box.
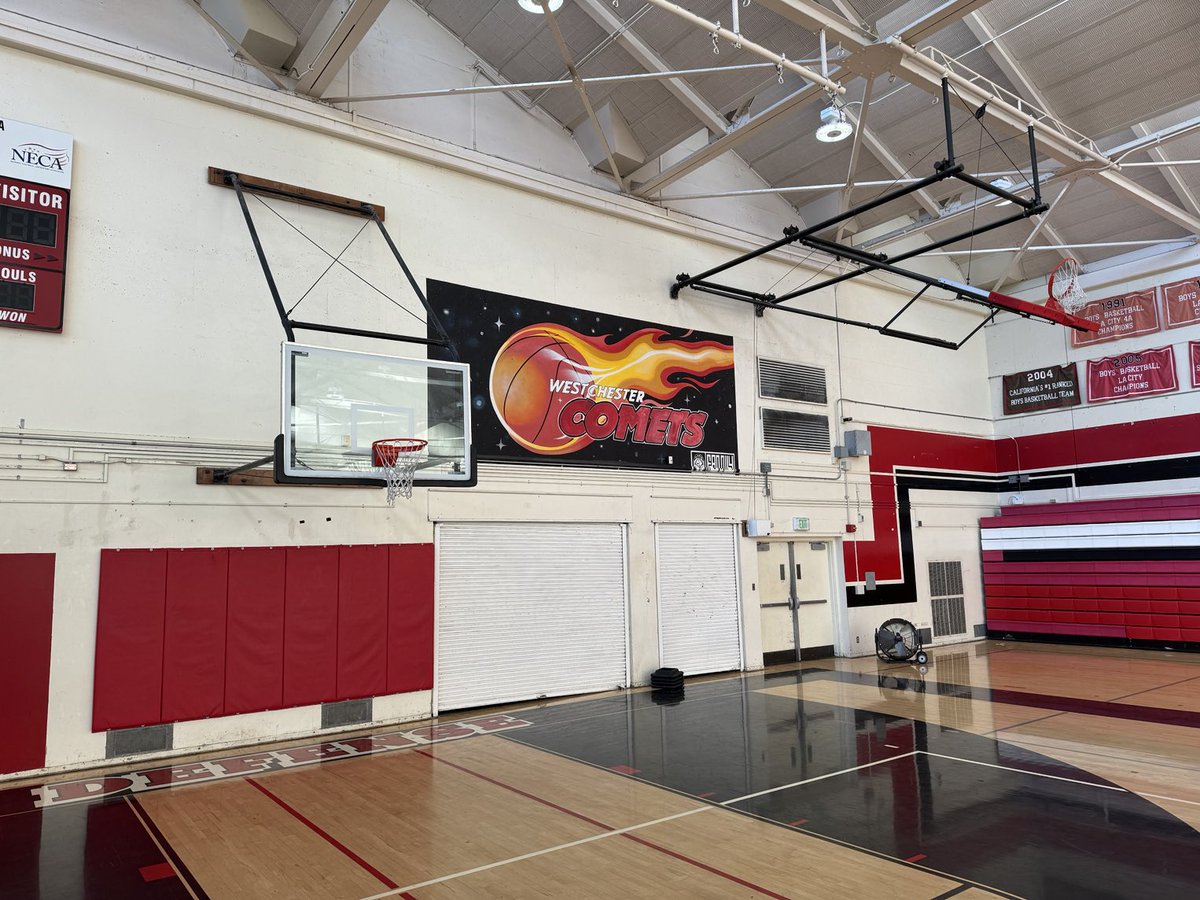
[2,640,1199,899]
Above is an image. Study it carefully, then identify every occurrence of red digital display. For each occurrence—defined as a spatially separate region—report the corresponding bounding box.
[0,175,69,332]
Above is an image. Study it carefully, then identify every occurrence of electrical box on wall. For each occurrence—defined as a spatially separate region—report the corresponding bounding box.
[835,430,872,458]
[744,519,772,537]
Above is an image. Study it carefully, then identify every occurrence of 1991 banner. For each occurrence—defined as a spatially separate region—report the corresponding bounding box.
[1070,288,1160,348]
[429,281,738,472]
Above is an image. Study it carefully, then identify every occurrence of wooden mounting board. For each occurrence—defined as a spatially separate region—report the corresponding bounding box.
[207,167,385,221]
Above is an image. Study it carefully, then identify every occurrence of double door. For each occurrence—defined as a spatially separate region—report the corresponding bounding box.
[757,540,834,664]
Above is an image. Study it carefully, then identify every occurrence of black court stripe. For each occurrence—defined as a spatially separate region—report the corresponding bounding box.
[930,884,976,900]
[126,796,210,900]
[1001,547,1200,562]
[813,669,1200,729]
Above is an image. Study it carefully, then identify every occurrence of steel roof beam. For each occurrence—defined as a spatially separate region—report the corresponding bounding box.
[634,81,829,198]
[293,0,389,97]
[575,0,729,136]
[759,0,1200,234]
[1130,123,1200,218]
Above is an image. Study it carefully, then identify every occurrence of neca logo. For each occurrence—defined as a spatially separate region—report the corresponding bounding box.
[12,143,69,172]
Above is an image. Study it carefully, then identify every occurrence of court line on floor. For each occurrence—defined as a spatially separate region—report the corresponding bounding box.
[996,732,1200,774]
[916,751,1200,807]
[358,751,918,900]
[124,795,204,900]
[245,777,399,891]
[1107,673,1200,704]
[412,748,793,899]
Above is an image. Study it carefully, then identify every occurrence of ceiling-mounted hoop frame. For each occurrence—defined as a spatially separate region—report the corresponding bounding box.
[669,79,1099,349]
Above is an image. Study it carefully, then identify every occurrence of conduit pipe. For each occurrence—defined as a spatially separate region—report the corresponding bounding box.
[641,0,845,96]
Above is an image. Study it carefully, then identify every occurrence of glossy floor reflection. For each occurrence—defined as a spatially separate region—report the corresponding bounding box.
[2,641,1198,899]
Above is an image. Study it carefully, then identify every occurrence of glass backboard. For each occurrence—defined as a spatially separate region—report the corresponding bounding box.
[278,342,474,487]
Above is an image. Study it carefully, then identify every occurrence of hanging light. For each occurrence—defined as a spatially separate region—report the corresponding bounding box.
[816,105,853,143]
[517,0,563,12]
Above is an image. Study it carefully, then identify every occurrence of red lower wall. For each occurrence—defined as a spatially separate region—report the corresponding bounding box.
[93,543,434,732]
[0,554,56,774]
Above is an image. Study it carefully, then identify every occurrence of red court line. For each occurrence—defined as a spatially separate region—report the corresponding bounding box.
[906,853,927,863]
[140,862,176,882]
[125,796,208,900]
[245,778,398,890]
[622,833,792,900]
[414,749,790,899]
[413,749,612,830]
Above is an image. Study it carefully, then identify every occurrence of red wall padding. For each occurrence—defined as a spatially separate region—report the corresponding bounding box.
[283,546,341,708]
[388,543,435,693]
[0,554,56,774]
[94,550,167,731]
[92,543,434,731]
[225,548,286,715]
[162,549,228,722]
[337,545,390,700]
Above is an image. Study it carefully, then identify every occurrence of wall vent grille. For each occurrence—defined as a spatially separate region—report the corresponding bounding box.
[762,409,830,452]
[758,359,827,404]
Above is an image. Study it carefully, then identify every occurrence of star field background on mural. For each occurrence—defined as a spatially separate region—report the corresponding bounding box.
[428,280,738,472]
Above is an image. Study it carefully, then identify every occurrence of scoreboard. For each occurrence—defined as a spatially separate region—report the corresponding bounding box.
[0,117,72,333]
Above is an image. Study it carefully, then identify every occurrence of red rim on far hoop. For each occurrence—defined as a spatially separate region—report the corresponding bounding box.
[372,438,428,505]
[1048,257,1089,314]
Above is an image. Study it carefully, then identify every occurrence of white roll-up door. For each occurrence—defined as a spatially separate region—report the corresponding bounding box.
[436,523,629,711]
[656,523,743,676]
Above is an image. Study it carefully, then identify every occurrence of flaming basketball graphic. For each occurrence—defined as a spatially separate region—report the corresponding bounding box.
[490,324,735,455]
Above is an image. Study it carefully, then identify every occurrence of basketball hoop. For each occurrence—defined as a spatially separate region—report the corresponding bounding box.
[372,439,427,505]
[1048,258,1089,314]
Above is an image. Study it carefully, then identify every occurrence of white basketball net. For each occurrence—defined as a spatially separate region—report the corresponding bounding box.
[373,439,427,505]
[1049,258,1089,314]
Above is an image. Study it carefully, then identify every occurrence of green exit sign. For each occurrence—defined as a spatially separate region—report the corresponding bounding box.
[792,517,810,531]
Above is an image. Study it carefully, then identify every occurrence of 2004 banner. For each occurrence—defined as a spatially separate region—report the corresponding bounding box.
[429,281,738,472]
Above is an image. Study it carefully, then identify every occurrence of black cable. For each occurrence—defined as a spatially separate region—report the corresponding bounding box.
[287,216,371,315]
[251,195,427,327]
[948,82,1035,192]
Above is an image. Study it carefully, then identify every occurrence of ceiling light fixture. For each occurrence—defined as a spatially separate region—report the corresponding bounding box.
[816,105,854,143]
[517,0,563,12]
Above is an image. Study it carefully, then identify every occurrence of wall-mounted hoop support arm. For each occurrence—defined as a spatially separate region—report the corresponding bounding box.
[207,452,275,485]
[212,167,458,357]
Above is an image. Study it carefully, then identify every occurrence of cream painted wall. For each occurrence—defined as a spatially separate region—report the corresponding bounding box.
[0,9,1000,775]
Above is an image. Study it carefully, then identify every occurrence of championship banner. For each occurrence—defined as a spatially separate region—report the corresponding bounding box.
[1191,342,1200,389]
[1162,277,1200,329]
[1086,346,1178,403]
[1070,288,1160,348]
[1001,363,1081,415]
[428,280,738,472]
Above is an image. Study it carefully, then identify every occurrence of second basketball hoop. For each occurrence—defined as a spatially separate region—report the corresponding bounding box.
[1048,257,1090,314]
[373,438,428,505]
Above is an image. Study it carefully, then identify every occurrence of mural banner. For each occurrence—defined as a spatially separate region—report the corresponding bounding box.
[1086,346,1178,403]
[428,281,738,472]
[1070,288,1160,348]
[1001,363,1081,415]
[1162,277,1200,329]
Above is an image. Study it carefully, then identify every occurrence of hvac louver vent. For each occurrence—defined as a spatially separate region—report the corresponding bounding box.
[758,359,828,404]
[762,409,830,452]
[929,561,966,637]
